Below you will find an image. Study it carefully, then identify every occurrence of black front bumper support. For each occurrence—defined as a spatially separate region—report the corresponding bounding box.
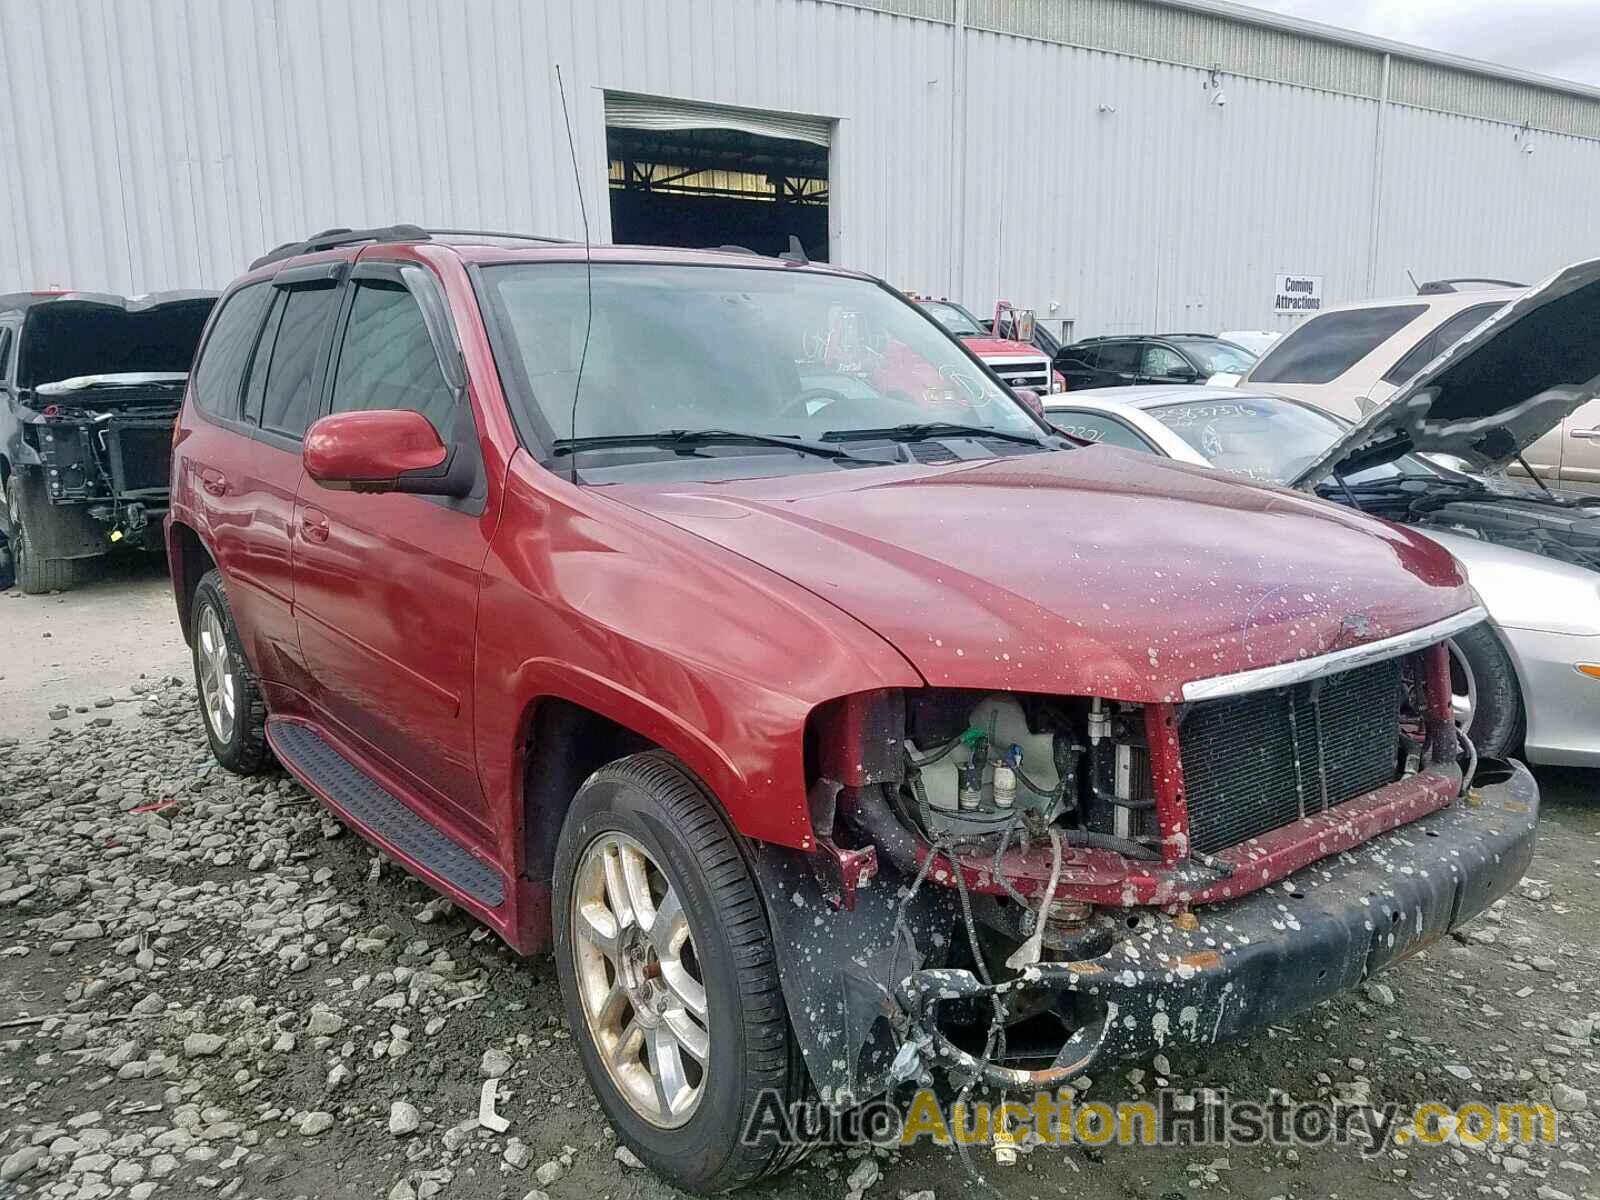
[898,759,1539,1090]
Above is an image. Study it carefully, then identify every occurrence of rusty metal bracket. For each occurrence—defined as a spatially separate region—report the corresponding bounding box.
[810,835,879,911]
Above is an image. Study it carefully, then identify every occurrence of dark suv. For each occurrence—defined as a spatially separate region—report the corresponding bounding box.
[1054,333,1256,390]
[169,225,1532,1193]
[0,290,216,592]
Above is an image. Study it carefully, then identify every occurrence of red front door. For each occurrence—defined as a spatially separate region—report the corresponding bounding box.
[290,263,497,841]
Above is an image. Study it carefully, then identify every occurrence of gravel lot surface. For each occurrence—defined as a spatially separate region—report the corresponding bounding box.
[1,569,1598,1200]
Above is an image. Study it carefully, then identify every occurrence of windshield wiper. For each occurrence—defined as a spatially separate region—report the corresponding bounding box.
[551,429,874,463]
[821,421,1047,447]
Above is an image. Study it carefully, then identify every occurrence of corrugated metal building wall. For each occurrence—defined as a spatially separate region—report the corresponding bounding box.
[2,0,1598,336]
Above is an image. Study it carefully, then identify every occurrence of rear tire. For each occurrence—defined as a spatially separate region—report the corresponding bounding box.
[552,751,809,1193]
[190,568,270,774]
[1449,625,1523,758]
[5,475,78,595]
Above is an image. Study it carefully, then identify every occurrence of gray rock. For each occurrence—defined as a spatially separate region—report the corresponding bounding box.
[389,1101,421,1136]
[183,1032,226,1058]
[504,1140,532,1169]
[1363,981,1395,1007]
[614,1145,645,1169]
[0,1145,45,1182]
[306,1008,345,1036]
[1552,1083,1588,1112]
[481,1047,512,1078]
[299,1111,335,1136]
[534,1160,564,1186]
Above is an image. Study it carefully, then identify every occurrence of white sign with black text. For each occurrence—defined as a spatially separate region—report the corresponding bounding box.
[1273,273,1323,314]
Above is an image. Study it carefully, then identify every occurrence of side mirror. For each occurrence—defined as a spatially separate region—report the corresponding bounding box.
[1013,388,1046,420]
[304,410,467,497]
[1164,363,1199,381]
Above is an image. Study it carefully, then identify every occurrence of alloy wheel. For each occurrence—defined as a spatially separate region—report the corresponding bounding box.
[570,831,710,1128]
[196,605,237,744]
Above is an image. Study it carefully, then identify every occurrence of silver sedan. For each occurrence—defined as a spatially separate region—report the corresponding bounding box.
[1047,386,1600,768]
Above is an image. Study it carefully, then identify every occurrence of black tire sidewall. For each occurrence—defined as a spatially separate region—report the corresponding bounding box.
[191,576,252,768]
[552,772,760,1186]
[1451,625,1524,758]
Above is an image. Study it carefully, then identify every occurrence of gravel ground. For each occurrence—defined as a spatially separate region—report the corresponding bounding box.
[1,610,1598,1200]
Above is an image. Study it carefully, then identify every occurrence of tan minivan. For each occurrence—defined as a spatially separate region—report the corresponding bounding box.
[1236,279,1600,491]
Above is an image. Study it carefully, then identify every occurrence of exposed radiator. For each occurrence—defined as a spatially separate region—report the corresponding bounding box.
[1179,657,1405,855]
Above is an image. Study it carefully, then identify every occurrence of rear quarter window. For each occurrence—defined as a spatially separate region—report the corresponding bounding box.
[190,282,271,419]
[257,287,339,439]
[1380,301,1506,386]
[1250,304,1427,385]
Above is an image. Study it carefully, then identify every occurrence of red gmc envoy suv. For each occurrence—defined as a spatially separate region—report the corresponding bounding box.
[168,225,1542,1192]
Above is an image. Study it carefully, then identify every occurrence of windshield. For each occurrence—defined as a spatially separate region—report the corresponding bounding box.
[479,264,1039,461]
[1147,395,1426,485]
[1173,339,1256,377]
[916,300,986,338]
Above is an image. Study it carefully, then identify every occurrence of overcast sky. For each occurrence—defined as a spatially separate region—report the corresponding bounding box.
[1238,0,1600,87]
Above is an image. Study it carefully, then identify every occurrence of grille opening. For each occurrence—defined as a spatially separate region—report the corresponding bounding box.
[1179,657,1405,855]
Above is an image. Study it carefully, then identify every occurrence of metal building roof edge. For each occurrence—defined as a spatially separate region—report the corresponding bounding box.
[1148,0,1600,105]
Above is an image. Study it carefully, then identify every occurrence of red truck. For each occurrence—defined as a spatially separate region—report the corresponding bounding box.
[168,226,1540,1193]
[912,295,1065,395]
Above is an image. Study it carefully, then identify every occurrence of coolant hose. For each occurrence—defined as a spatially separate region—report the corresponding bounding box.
[838,784,921,874]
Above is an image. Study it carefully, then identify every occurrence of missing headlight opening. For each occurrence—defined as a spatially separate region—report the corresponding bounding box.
[789,637,1517,1099]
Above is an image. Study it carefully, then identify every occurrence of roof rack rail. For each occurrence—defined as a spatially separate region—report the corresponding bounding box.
[249,224,572,271]
[1416,276,1526,294]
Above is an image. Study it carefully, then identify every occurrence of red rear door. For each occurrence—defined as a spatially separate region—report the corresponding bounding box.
[178,271,339,685]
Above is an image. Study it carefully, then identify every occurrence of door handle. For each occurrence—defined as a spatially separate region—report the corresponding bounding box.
[200,469,228,497]
[1572,428,1600,440]
[300,510,330,544]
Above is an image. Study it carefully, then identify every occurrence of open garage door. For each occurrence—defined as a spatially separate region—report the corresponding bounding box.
[605,94,831,262]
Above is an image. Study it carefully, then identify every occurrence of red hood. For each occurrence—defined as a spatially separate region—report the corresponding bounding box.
[606,448,1473,701]
[959,335,1046,360]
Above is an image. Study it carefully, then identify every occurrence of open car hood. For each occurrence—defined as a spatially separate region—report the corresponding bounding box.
[1290,258,1600,488]
[17,291,216,390]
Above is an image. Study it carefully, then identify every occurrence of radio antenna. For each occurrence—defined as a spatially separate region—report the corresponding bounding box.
[556,63,593,486]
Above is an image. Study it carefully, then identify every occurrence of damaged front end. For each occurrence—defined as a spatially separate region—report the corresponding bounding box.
[17,382,186,551]
[753,622,1539,1106]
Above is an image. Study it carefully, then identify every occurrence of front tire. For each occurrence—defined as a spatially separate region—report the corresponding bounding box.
[1448,625,1523,758]
[552,752,808,1193]
[5,475,78,595]
[190,568,270,774]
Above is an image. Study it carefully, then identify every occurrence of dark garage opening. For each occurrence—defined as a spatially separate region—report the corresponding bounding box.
[606,125,829,262]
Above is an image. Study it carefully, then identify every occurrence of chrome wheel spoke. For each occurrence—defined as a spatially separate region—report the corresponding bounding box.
[647,885,687,958]
[659,956,707,1022]
[646,1024,694,1116]
[661,1005,710,1064]
[575,900,622,962]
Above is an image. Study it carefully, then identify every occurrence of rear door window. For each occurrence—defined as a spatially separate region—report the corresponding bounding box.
[190,282,271,419]
[1250,304,1427,385]
[256,287,339,439]
[328,279,457,438]
[0,327,13,383]
[1095,341,1140,375]
[1380,302,1506,386]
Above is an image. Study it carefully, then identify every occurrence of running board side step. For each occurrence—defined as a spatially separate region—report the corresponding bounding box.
[267,719,506,908]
